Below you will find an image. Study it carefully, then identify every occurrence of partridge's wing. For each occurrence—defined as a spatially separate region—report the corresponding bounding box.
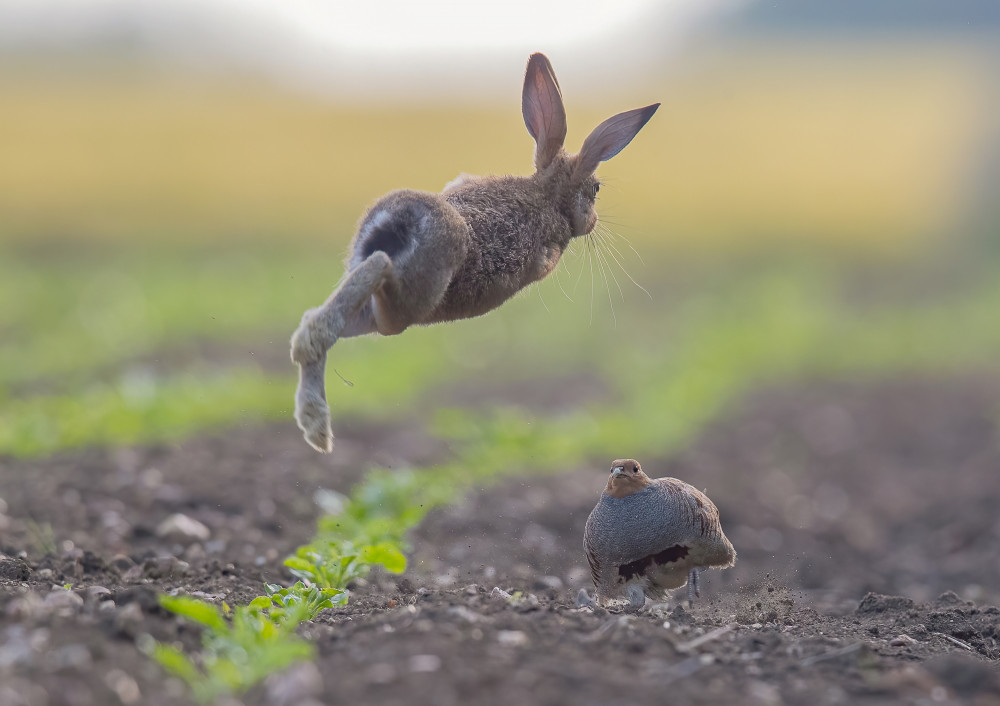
[613,480,722,564]
[583,519,606,589]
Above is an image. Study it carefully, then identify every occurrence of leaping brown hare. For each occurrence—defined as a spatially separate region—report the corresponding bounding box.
[291,52,658,452]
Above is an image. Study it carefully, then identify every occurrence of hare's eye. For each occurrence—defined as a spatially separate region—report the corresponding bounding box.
[593,183,601,196]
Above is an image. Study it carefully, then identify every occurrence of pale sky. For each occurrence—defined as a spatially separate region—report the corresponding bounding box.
[0,0,747,99]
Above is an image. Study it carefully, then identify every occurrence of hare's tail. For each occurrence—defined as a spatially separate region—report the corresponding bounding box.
[290,251,393,452]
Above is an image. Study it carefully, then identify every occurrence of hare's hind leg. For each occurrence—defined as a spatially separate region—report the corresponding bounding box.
[290,251,391,452]
[363,199,468,335]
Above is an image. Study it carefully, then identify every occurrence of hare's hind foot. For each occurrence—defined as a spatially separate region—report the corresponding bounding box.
[297,393,333,453]
[295,357,334,452]
[291,252,395,453]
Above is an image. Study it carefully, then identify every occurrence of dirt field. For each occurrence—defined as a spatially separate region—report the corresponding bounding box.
[1,375,999,705]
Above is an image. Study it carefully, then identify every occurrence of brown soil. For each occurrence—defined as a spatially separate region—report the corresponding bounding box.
[1,375,999,705]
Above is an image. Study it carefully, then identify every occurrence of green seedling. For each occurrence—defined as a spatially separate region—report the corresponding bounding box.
[153,595,314,704]
[154,490,409,703]
[251,582,347,620]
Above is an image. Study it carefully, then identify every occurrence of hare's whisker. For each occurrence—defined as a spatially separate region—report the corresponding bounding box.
[597,230,634,270]
[596,215,640,230]
[592,236,617,328]
[595,228,653,301]
[598,220,647,264]
[594,234,626,304]
[571,239,588,297]
[598,228,649,282]
[554,259,574,302]
[587,236,596,326]
[535,280,551,313]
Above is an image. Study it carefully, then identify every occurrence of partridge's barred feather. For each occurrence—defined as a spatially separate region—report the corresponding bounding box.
[583,459,735,609]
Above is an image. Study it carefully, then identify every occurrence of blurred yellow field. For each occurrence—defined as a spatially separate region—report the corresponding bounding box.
[0,41,989,251]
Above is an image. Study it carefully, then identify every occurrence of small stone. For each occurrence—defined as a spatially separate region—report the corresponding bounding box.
[647,603,672,620]
[112,603,144,638]
[114,586,160,611]
[409,654,441,673]
[265,661,323,706]
[0,627,37,669]
[142,556,190,579]
[36,568,54,581]
[109,554,136,573]
[187,591,225,601]
[535,575,564,591]
[43,590,84,615]
[935,591,965,606]
[47,643,91,670]
[513,593,540,610]
[5,593,44,620]
[83,586,113,602]
[856,593,915,615]
[890,635,918,647]
[0,557,31,582]
[183,543,207,563]
[105,668,141,704]
[122,565,145,584]
[156,514,210,543]
[365,663,397,684]
[0,680,48,706]
[490,587,512,600]
[446,606,480,623]
[497,630,529,646]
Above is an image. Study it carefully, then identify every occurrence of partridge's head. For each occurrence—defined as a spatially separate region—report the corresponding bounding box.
[605,459,652,498]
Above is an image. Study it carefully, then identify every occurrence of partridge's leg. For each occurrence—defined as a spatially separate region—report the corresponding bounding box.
[687,568,700,607]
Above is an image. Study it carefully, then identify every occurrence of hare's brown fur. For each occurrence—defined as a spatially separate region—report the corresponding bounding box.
[291,54,658,452]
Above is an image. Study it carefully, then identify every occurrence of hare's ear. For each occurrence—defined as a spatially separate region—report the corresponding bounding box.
[522,53,568,170]
[574,104,659,178]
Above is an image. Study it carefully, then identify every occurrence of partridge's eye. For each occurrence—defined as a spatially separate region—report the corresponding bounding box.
[593,183,601,196]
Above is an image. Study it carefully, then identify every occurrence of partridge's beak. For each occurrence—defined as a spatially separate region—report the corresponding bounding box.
[611,466,626,479]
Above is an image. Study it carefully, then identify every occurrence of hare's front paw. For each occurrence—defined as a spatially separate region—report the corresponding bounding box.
[290,309,330,365]
[295,385,334,453]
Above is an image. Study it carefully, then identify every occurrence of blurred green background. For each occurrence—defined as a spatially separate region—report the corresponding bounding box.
[2,0,999,458]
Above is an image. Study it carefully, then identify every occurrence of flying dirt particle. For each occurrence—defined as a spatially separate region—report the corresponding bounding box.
[736,578,794,625]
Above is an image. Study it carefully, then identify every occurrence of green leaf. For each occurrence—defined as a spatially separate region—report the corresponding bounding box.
[283,556,316,573]
[151,643,204,685]
[361,543,407,574]
[159,595,227,632]
[248,596,273,611]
